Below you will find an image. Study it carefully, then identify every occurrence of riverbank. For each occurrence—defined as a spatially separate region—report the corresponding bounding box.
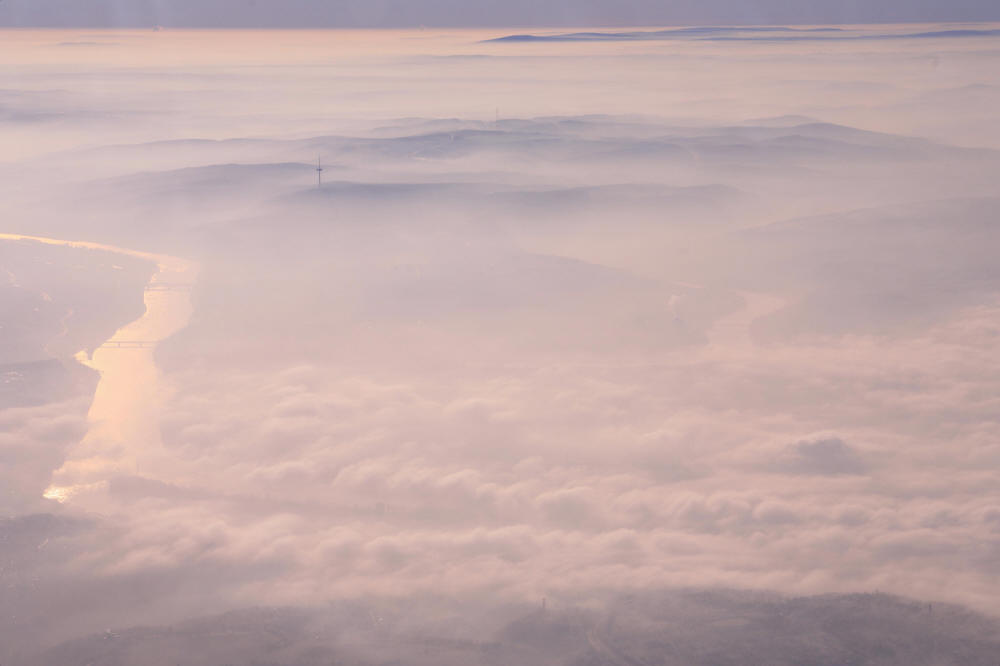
[0,233,197,504]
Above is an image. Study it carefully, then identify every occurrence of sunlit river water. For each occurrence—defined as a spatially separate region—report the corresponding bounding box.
[0,233,197,503]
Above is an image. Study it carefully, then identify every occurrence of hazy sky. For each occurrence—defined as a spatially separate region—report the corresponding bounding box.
[2,0,1000,28]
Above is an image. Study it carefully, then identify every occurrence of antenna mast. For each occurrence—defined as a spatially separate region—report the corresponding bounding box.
[316,156,324,188]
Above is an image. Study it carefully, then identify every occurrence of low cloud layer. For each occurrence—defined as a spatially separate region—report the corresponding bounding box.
[1,25,999,664]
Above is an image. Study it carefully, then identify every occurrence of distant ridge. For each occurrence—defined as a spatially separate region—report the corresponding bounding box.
[488,26,843,42]
[487,26,1000,42]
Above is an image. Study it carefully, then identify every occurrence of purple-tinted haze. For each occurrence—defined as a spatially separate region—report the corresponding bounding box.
[1,24,999,666]
[1,0,1000,27]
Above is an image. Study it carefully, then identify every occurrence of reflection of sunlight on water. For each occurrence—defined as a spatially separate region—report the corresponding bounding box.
[42,481,109,504]
[42,486,73,503]
[0,234,197,504]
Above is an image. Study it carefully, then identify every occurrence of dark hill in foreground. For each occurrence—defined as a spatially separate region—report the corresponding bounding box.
[23,589,1000,666]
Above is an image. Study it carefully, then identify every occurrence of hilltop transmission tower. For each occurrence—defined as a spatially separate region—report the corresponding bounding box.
[316,156,324,188]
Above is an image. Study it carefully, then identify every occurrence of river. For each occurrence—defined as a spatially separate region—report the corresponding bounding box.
[0,233,197,504]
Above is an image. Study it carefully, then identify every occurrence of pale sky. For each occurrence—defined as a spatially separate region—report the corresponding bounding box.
[1,0,999,27]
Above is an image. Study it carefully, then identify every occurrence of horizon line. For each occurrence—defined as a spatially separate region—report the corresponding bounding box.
[2,19,999,30]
